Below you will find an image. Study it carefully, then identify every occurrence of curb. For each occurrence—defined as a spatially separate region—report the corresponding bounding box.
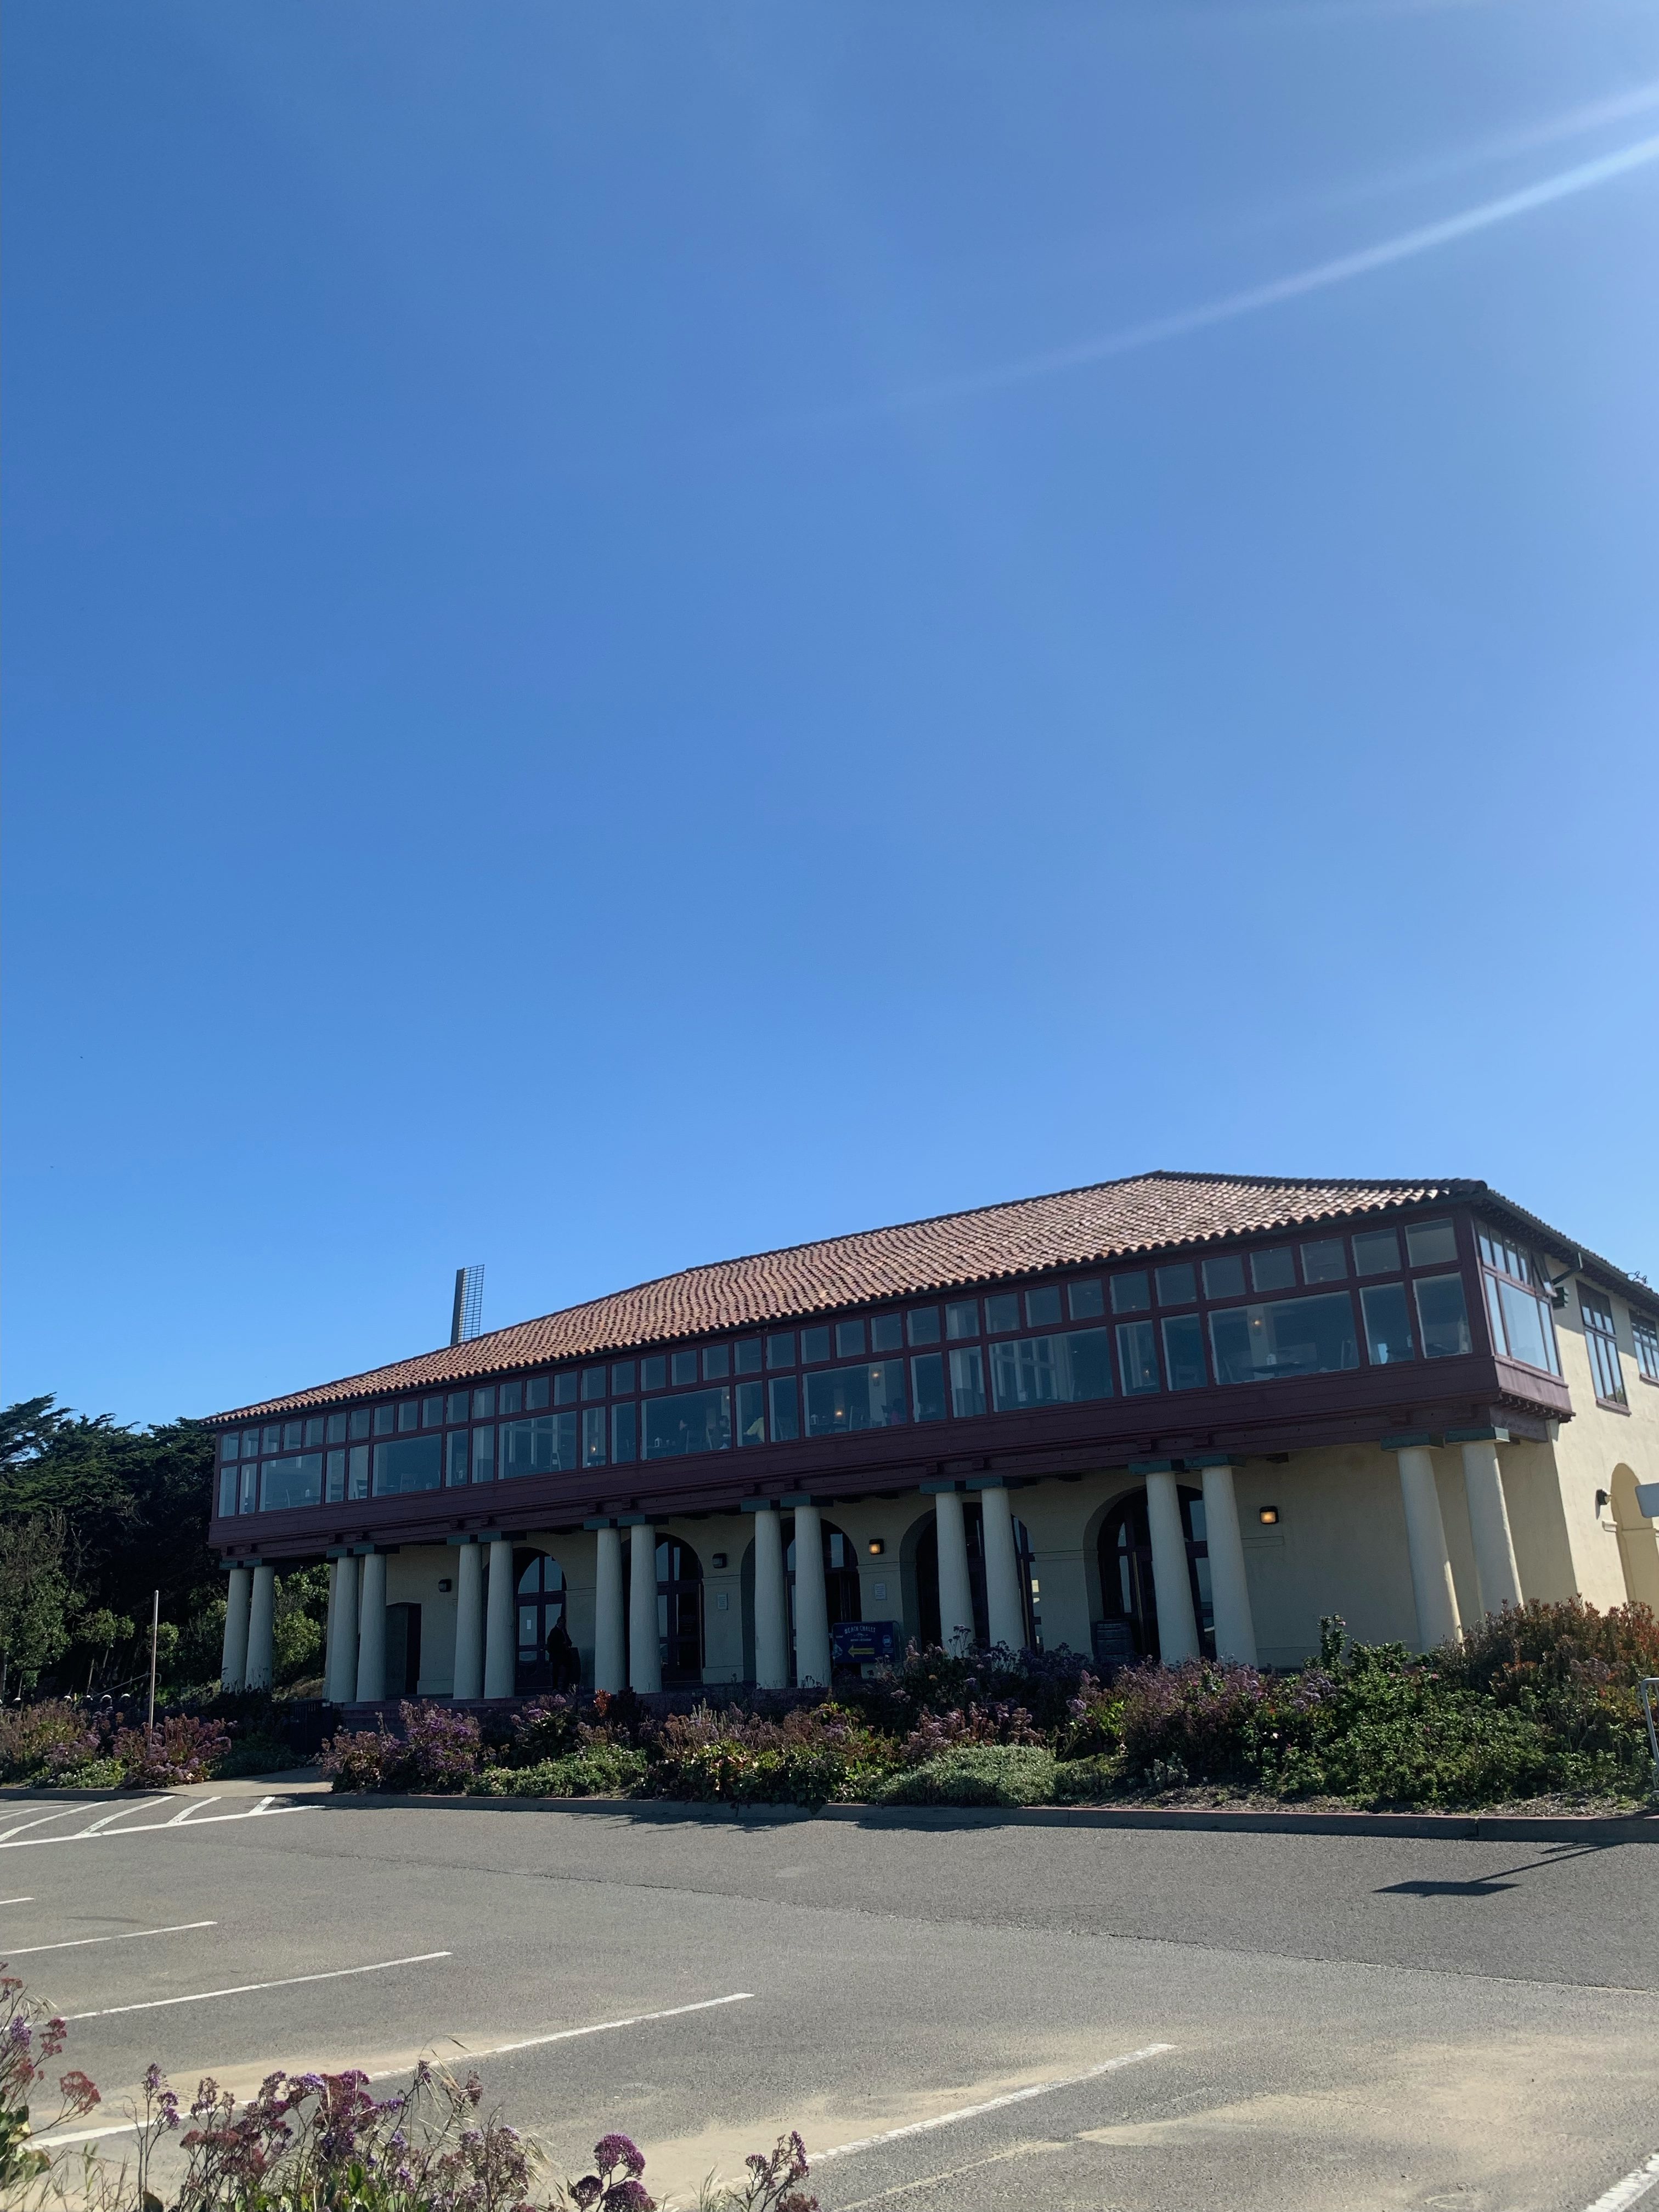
[312,1790,1659,1844]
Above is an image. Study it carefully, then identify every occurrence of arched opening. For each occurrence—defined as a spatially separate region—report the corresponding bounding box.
[1611,1465,1659,1611]
[912,1506,1037,1652]
[624,1534,705,1686]
[1096,1486,1214,1661]
[513,1549,569,1693]
[785,1517,862,1682]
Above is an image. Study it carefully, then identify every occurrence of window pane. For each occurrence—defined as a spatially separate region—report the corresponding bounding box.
[420,1398,443,1429]
[804,1361,909,1437]
[397,1401,419,1432]
[526,1377,550,1410]
[1406,1219,1459,1267]
[612,1361,637,1394]
[1497,1279,1554,1372]
[768,1375,799,1441]
[871,1314,903,1353]
[907,1307,941,1345]
[612,1403,637,1463]
[501,1413,579,1476]
[1110,1272,1150,1314]
[1162,1313,1208,1390]
[446,1429,470,1485]
[219,1466,238,1516]
[1154,1263,1195,1306]
[1634,1314,1659,1383]
[671,1350,698,1386]
[800,1327,831,1364]
[735,1379,766,1446]
[552,1373,577,1405]
[1026,1285,1062,1327]
[372,1436,443,1494]
[643,1387,731,1459]
[1361,1282,1416,1365]
[989,1329,1113,1408]
[1250,1249,1295,1293]
[1353,1228,1401,1276]
[734,1336,763,1374]
[911,1352,947,1421]
[703,1344,731,1379]
[945,1300,979,1340]
[985,1294,1020,1334]
[350,1409,372,1440]
[766,1331,797,1368]
[949,1346,986,1416]
[445,1393,471,1424]
[500,1382,524,1415]
[221,1432,240,1459]
[304,1417,326,1447]
[240,1463,258,1514]
[583,1407,607,1466]
[283,1421,304,1449]
[373,1407,395,1436]
[640,1356,667,1391]
[1300,1238,1346,1283]
[1417,1274,1472,1359]
[262,1452,324,1510]
[242,1428,262,1455]
[473,1387,496,1418]
[1203,1254,1246,1300]
[1068,1278,1105,1318]
[835,1319,866,1358]
[348,1443,371,1497]
[1210,1293,1360,1384]
[1116,1319,1161,1394]
[326,1449,346,1501]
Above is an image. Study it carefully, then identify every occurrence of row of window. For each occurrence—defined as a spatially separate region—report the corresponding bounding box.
[219,1272,1475,1515]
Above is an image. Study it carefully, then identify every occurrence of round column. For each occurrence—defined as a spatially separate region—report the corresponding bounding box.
[753,1509,788,1689]
[220,1565,252,1692]
[1460,1440,1522,1617]
[452,1542,485,1700]
[1394,1446,1462,1650]
[934,1487,975,1652]
[325,1555,359,1705]
[628,1525,662,1693]
[594,1526,625,1692]
[1199,1464,1258,1666]
[356,1551,388,1702]
[1144,1471,1200,1663]
[791,1503,832,1689]
[483,1538,516,1698]
[245,1562,276,1692]
[977,1483,1026,1654]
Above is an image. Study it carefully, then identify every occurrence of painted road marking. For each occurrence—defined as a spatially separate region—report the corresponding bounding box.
[0,1896,36,1905]
[166,1797,219,1824]
[0,1808,86,1844]
[382,1990,758,2073]
[65,1950,452,2020]
[6,1920,217,1959]
[33,2121,146,2147]
[78,1799,173,1836]
[1583,2152,1659,2212]
[815,2043,1176,2163]
[2,1803,312,1849]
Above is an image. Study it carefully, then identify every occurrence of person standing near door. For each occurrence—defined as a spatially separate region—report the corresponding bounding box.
[545,1616,580,1692]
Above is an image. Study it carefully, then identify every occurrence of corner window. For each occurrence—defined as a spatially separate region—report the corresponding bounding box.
[1480,1235,1561,1377]
[1635,1313,1659,1384]
[1406,1218,1459,1267]
[1580,1289,1627,1406]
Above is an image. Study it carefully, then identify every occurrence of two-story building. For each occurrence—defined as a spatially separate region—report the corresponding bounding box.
[203,1171,1659,1705]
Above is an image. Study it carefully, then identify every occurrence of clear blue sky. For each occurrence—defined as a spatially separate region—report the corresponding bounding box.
[4,1,1656,1429]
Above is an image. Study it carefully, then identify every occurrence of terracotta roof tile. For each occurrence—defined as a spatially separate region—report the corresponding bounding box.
[208,1169,1488,1423]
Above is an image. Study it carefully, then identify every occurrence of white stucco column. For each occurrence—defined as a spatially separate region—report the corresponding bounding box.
[934,1487,976,1650]
[1143,1470,1200,1663]
[321,1558,340,1692]
[221,1565,252,1692]
[245,1562,276,1692]
[325,1555,359,1705]
[1459,1438,1522,1618]
[977,1483,1026,1652]
[452,1542,485,1700]
[1393,1444,1462,1650]
[791,1503,832,1689]
[594,1526,625,1692]
[483,1538,516,1698]
[1199,1464,1258,1667]
[356,1551,388,1702]
[752,1508,789,1689]
[628,1525,662,1693]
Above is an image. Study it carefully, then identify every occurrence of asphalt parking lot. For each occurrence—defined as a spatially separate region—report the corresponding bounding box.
[3,1782,1656,2212]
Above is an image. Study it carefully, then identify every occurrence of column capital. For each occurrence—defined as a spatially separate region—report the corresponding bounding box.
[1182,1453,1238,1470]
[1379,1434,1437,1453]
[1128,1458,1176,1475]
[780,1493,822,1508]
[966,1474,1024,1492]
[618,1514,653,1528]
[920,1477,964,1494]
[583,1516,619,1530]
[1444,1426,1510,1444]
[741,1497,782,1513]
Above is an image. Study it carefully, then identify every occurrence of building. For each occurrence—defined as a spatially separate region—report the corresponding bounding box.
[204,1171,1659,1705]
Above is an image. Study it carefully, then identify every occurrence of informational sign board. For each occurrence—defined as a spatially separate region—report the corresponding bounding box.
[831,1620,897,1664]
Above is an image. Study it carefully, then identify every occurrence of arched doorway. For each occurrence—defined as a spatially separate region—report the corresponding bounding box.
[913,1507,1037,1651]
[786,1517,862,1682]
[1611,1466,1659,1610]
[1097,1487,1214,1661]
[623,1534,705,1686]
[514,1550,568,1692]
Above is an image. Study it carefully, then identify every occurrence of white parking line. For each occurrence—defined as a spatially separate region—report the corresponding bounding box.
[2,1803,312,1849]
[405,1990,756,2071]
[65,1951,452,2020]
[6,1920,217,1959]
[33,2121,145,2148]
[814,2043,1176,2163]
[1583,2152,1659,2212]
[167,1797,219,1824]
[0,1896,35,1905]
[0,1808,85,1844]
[78,1799,173,1836]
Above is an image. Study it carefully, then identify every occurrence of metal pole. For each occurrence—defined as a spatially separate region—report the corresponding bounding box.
[147,1590,160,1730]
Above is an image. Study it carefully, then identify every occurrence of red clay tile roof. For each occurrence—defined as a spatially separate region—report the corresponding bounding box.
[209,1169,1530,1423]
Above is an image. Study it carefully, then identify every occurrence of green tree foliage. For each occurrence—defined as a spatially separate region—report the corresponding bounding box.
[0,1512,72,1692]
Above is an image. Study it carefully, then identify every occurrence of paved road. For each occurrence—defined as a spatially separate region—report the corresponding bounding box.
[3,1784,1655,2212]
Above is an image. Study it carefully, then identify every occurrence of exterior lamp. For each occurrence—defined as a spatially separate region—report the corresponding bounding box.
[867,1538,885,1556]
[1258,1506,1280,1526]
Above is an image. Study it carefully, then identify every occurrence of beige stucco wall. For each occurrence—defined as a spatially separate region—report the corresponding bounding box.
[1546,1278,1659,1609]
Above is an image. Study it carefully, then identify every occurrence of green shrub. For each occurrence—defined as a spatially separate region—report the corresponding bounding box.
[1052,1753,1124,1802]
[213,1733,295,1778]
[37,1754,124,1789]
[469,1746,647,1797]
[646,1701,898,1805]
[881,1743,1056,1807]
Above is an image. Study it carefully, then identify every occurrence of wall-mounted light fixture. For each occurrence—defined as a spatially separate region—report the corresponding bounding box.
[1258,1506,1280,1526]
[868,1538,885,1556]
[438,1578,453,1593]
[711,1551,728,1570]
[1594,1491,1610,1518]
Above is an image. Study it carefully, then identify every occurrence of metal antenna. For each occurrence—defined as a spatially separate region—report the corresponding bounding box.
[451,1265,485,1346]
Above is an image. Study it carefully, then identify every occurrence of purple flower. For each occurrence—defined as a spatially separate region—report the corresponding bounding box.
[600,2182,655,2212]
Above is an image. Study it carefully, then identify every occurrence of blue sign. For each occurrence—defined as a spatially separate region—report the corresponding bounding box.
[832,1620,897,1664]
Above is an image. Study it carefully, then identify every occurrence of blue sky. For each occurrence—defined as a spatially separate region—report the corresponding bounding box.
[4,1,1656,1429]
